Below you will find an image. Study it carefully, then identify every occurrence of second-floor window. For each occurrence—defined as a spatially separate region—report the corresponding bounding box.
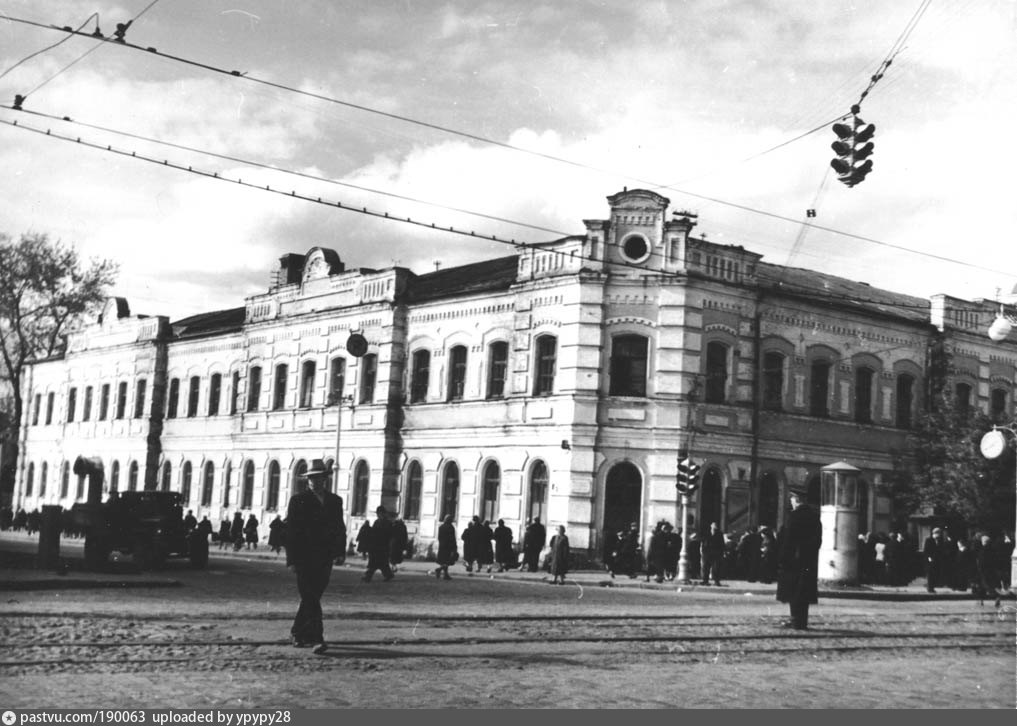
[609,334,648,397]
[762,352,784,411]
[187,376,200,418]
[247,366,262,412]
[704,342,729,404]
[360,354,377,404]
[410,349,430,403]
[99,384,110,420]
[167,378,179,419]
[991,388,1009,422]
[855,367,874,424]
[32,393,41,425]
[299,360,316,408]
[115,382,127,420]
[487,341,508,399]
[230,371,240,414]
[66,387,77,423]
[810,361,831,417]
[208,373,221,416]
[447,346,467,401]
[955,382,972,416]
[273,363,288,410]
[134,378,147,419]
[46,391,55,424]
[896,374,915,428]
[533,335,557,396]
[82,386,93,421]
[329,358,345,404]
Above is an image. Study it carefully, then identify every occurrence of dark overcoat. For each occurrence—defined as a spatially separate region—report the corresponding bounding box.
[549,533,570,577]
[776,504,822,605]
[437,521,457,566]
[285,489,344,569]
[493,524,514,563]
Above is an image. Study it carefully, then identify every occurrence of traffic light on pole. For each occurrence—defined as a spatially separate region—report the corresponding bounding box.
[676,457,701,495]
[830,108,875,188]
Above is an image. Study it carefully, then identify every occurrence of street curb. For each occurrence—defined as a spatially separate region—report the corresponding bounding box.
[1,577,182,590]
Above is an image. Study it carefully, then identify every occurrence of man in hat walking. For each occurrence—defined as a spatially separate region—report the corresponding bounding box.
[362,505,395,582]
[286,458,345,654]
[923,527,949,593]
[776,491,822,630]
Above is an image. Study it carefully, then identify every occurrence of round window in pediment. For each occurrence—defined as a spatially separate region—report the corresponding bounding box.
[621,234,650,263]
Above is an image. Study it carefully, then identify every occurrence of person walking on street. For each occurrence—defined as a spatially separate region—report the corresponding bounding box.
[435,514,457,580]
[244,513,260,550]
[218,518,231,550]
[230,511,244,552]
[363,506,395,582]
[478,520,495,573]
[285,459,344,655]
[549,525,570,585]
[923,527,949,593]
[776,491,822,630]
[389,517,408,572]
[522,517,546,572]
[268,514,285,555]
[494,519,514,572]
[700,522,726,586]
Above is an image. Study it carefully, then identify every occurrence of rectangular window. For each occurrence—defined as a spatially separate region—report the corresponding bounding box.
[329,358,346,404]
[896,375,914,428]
[609,335,648,397]
[410,350,430,403]
[447,346,467,401]
[533,336,557,396]
[167,378,179,419]
[487,342,508,399]
[45,392,55,425]
[99,384,110,420]
[230,371,240,415]
[247,366,262,412]
[810,362,831,417]
[115,381,127,419]
[762,352,784,411]
[82,386,93,421]
[360,354,377,404]
[66,388,77,423]
[704,342,728,404]
[134,378,147,419]
[187,376,200,418]
[273,364,289,410]
[299,361,316,408]
[208,373,221,416]
[854,368,873,424]
[32,394,41,425]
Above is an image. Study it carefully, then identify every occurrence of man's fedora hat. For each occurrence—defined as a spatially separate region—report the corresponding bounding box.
[301,459,331,479]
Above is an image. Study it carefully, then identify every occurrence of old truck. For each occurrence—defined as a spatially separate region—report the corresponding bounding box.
[70,456,209,570]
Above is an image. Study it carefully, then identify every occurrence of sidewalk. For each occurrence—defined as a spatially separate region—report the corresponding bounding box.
[0,529,1003,601]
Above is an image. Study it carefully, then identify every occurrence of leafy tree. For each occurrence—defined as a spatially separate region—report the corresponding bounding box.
[891,382,1016,535]
[0,233,118,496]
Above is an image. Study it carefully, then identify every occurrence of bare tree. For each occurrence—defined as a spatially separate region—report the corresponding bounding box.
[0,232,117,497]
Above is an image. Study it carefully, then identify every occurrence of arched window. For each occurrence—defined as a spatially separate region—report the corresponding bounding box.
[25,463,35,497]
[810,361,831,417]
[127,461,139,491]
[187,376,200,417]
[201,462,214,507]
[114,383,126,420]
[293,459,308,495]
[447,346,467,401]
[183,462,196,505]
[75,469,86,500]
[486,341,509,399]
[481,461,500,522]
[134,378,147,418]
[208,373,222,416]
[352,461,370,516]
[299,360,316,408]
[533,335,557,396]
[230,371,240,415]
[403,461,422,520]
[246,366,262,411]
[528,460,549,524]
[762,352,785,411]
[241,461,255,509]
[60,461,70,499]
[896,374,915,428]
[67,387,77,423]
[609,334,648,397]
[266,461,281,511]
[109,460,119,493]
[273,363,289,410]
[704,341,729,404]
[161,461,172,492]
[955,382,972,415]
[440,462,460,521]
[855,367,874,424]
[360,354,378,404]
[223,462,232,508]
[329,358,346,404]
[167,378,180,419]
[991,388,1009,423]
[408,349,430,404]
[39,462,48,497]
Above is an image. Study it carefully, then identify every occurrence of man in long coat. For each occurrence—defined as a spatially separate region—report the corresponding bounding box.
[286,459,344,654]
[363,506,395,582]
[435,514,457,580]
[522,516,547,572]
[549,525,570,585]
[776,491,822,630]
[493,519,514,572]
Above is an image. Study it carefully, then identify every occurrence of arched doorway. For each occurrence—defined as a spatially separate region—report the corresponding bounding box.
[758,471,779,529]
[699,467,723,534]
[604,462,642,541]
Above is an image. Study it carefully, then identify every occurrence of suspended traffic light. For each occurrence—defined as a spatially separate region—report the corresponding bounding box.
[830,111,876,188]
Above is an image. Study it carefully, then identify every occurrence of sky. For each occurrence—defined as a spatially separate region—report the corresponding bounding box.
[0,0,1015,321]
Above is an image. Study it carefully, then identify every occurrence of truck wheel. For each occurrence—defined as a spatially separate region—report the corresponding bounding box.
[84,538,108,570]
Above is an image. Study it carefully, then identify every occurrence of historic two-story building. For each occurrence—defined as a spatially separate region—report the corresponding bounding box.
[14,189,1017,556]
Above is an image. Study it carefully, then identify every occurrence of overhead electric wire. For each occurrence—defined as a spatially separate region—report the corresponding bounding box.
[0,11,965,269]
[0,13,97,82]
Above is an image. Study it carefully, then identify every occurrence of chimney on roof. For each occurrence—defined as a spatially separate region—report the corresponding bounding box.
[273,253,306,288]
